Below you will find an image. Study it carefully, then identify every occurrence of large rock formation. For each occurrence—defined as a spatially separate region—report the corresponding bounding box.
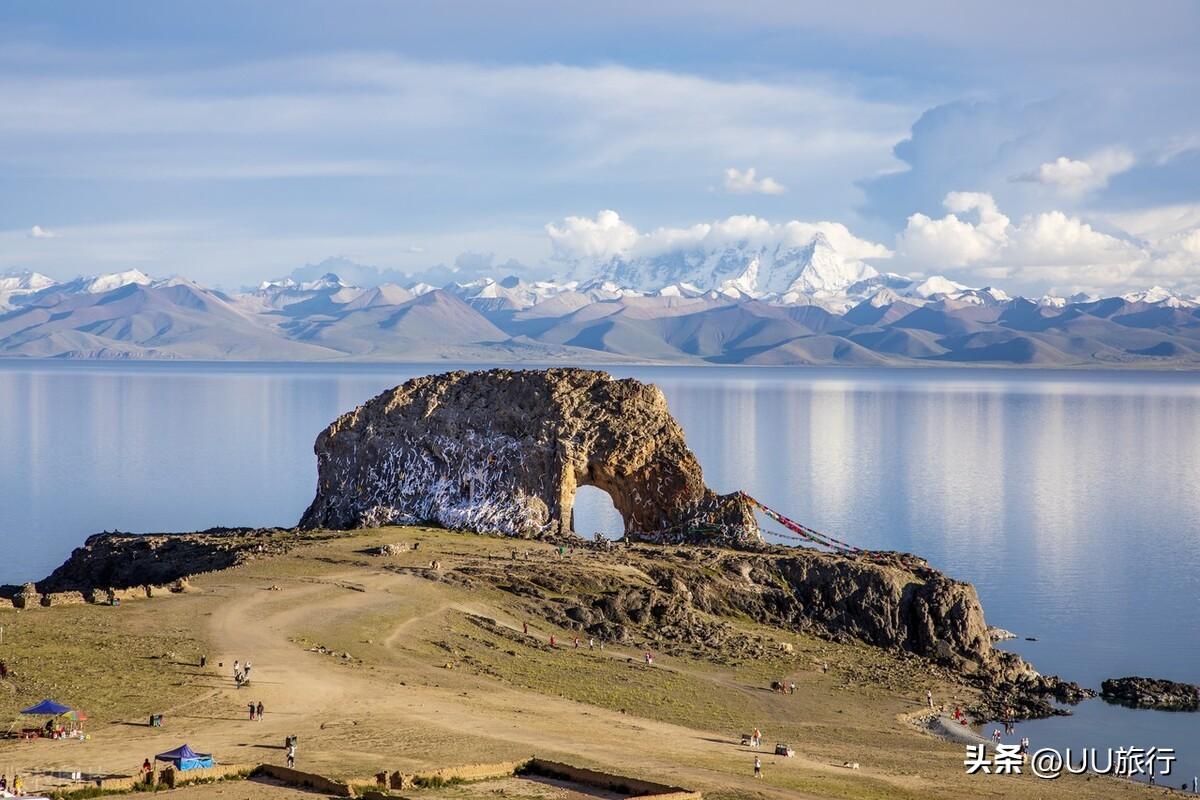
[300,368,758,543]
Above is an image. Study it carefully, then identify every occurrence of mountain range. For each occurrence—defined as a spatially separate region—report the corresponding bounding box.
[2,235,1199,367]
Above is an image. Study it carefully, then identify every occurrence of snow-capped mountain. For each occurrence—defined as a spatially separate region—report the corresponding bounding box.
[1121,286,1198,307]
[575,232,878,303]
[0,270,57,309]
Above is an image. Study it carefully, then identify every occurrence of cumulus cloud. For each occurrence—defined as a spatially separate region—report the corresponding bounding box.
[899,192,1010,265]
[1013,148,1135,194]
[546,210,641,263]
[28,225,58,239]
[895,190,1200,294]
[547,209,890,278]
[722,167,786,195]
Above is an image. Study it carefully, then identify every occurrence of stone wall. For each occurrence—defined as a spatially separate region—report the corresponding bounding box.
[256,763,355,796]
[525,758,701,799]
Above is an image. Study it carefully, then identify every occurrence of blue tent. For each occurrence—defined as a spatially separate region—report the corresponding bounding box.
[155,744,214,771]
[21,699,71,716]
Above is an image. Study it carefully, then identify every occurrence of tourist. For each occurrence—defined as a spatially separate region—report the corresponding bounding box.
[754,756,762,779]
[199,654,207,668]
[926,688,933,709]
[589,637,595,650]
[644,652,654,667]
[573,636,580,649]
[249,702,257,721]
[13,774,23,795]
[287,742,296,768]
[257,701,265,720]
[244,661,252,680]
[141,759,152,780]
[233,660,239,678]
[0,775,8,791]
[752,727,761,748]
[991,729,1001,743]
[523,620,528,634]
[549,634,556,647]
[789,682,796,695]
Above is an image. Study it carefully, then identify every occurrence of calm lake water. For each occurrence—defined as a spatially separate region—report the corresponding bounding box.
[1,361,1197,781]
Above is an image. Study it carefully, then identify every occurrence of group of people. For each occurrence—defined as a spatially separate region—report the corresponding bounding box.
[0,774,25,795]
[248,701,266,721]
[232,659,252,688]
[526,621,608,654]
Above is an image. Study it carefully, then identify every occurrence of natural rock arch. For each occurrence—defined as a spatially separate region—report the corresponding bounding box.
[299,368,759,544]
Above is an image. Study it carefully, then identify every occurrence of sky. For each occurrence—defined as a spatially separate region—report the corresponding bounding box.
[1,0,1199,296]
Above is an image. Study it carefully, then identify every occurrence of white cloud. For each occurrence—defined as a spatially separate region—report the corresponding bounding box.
[722,167,786,195]
[895,191,1200,295]
[898,192,1010,266]
[28,224,58,239]
[547,209,890,267]
[1013,148,1135,194]
[546,210,641,263]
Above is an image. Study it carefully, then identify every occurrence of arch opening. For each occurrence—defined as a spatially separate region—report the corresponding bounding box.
[570,484,625,540]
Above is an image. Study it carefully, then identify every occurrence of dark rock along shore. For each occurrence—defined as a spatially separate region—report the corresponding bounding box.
[1101,676,1200,711]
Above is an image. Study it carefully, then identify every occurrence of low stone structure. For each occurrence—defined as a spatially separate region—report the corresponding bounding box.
[300,369,758,545]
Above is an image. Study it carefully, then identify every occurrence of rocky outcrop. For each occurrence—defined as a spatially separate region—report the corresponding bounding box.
[453,543,1055,696]
[32,528,293,594]
[1101,676,1199,711]
[299,369,758,544]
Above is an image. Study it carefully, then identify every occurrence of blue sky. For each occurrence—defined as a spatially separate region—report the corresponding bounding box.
[2,1,1199,295]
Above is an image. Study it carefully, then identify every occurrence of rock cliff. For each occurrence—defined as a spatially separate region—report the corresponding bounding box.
[300,368,758,544]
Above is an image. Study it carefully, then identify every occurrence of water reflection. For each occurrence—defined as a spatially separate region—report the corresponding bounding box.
[2,362,1198,778]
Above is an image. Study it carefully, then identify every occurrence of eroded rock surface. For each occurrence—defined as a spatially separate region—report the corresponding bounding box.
[300,368,757,543]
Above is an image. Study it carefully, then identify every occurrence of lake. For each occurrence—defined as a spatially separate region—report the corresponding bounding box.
[1,361,1197,782]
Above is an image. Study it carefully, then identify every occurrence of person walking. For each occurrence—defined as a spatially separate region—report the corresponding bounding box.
[256,701,264,721]
[244,662,252,681]
[287,742,296,768]
[789,682,796,695]
[926,688,933,709]
[523,621,528,635]
[249,702,257,721]
[754,756,762,779]
[588,637,595,651]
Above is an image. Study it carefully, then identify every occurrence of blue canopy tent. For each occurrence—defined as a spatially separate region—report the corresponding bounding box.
[20,700,71,716]
[155,744,214,771]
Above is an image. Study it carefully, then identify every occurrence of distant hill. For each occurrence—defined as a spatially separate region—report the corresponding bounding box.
[1,267,1198,367]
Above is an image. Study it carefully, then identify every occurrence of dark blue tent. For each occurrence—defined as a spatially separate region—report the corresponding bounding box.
[155,744,214,771]
[21,699,71,715]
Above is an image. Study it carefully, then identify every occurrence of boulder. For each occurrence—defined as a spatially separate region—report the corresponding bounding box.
[299,369,759,545]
